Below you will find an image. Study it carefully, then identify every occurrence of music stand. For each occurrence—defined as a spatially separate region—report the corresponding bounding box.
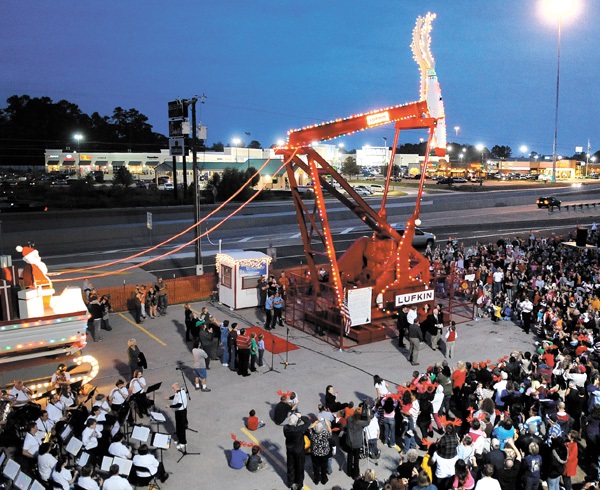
[145,382,162,410]
[30,480,46,490]
[83,387,97,409]
[113,457,133,477]
[279,327,296,369]
[65,436,83,467]
[14,471,32,490]
[149,411,166,433]
[2,458,20,481]
[131,425,151,445]
[151,432,171,464]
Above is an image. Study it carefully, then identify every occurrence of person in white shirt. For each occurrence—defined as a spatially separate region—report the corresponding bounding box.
[128,370,149,417]
[35,410,55,444]
[108,432,132,459]
[82,419,100,452]
[132,444,169,483]
[51,458,77,490]
[46,393,66,423]
[9,380,32,407]
[101,464,132,490]
[109,380,129,422]
[50,363,71,391]
[37,442,57,482]
[77,464,102,490]
[22,422,40,459]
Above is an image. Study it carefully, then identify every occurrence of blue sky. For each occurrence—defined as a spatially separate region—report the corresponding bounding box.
[1,1,598,155]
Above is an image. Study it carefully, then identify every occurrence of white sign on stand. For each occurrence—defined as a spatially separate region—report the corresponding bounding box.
[347,287,372,326]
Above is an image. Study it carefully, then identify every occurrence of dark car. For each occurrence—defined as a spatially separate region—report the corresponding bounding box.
[436,177,455,185]
[536,196,561,209]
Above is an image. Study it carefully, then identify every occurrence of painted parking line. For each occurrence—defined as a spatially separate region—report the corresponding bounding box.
[117,312,168,347]
[238,237,254,242]
[290,233,301,239]
[340,227,354,234]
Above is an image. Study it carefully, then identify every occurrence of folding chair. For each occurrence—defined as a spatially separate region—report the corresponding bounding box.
[130,464,161,490]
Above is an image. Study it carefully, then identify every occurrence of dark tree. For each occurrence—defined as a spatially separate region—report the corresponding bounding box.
[112,166,134,187]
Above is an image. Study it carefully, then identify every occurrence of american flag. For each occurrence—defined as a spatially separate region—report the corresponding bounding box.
[341,292,351,335]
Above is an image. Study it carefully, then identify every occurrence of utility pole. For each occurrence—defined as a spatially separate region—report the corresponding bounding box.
[190,96,208,276]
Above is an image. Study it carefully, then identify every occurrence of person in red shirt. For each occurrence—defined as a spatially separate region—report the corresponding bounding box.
[563,430,579,490]
[246,409,265,431]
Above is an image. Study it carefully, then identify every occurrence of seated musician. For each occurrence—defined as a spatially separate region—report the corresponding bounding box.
[85,408,104,434]
[81,419,101,460]
[10,380,32,408]
[51,364,71,391]
[132,444,169,483]
[22,422,40,473]
[59,385,78,409]
[35,410,55,444]
[51,458,78,490]
[108,432,132,459]
[77,464,103,490]
[46,393,66,424]
[37,442,58,483]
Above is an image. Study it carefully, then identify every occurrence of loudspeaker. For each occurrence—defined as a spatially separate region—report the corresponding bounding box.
[576,228,588,247]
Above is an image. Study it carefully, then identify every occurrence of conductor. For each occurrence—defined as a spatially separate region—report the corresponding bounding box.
[166,383,188,453]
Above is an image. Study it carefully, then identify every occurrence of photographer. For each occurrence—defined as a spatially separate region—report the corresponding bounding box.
[283,413,309,490]
[345,404,371,480]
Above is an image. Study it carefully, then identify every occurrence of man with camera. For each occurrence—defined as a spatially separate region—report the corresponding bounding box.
[345,403,371,480]
[283,412,309,490]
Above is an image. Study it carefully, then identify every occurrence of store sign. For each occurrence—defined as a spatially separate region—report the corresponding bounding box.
[395,289,434,307]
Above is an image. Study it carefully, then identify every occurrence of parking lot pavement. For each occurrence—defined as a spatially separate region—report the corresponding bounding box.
[72,298,534,490]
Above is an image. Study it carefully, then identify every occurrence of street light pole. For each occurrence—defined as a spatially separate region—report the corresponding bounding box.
[551,15,562,183]
[245,132,251,170]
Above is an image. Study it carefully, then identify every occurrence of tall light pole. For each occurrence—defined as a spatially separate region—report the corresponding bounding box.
[541,0,580,182]
[232,138,241,163]
[454,126,460,137]
[245,132,251,170]
[73,133,83,175]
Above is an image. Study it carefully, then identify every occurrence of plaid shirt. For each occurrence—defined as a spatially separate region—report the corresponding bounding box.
[436,433,459,459]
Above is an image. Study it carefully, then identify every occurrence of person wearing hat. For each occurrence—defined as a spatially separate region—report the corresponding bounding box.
[15,244,51,288]
[283,412,309,490]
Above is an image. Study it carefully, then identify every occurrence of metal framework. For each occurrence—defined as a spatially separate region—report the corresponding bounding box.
[277,12,447,346]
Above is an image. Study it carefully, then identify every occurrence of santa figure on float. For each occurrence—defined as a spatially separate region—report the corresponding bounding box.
[16,245,52,289]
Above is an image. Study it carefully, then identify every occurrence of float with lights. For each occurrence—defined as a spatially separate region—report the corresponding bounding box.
[276,13,446,344]
[0,246,90,366]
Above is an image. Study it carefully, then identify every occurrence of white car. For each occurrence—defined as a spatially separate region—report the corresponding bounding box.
[353,185,373,195]
[394,226,436,248]
[369,184,385,193]
[163,182,174,190]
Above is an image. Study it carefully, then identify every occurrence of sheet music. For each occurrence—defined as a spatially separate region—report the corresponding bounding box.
[152,433,171,449]
[77,451,90,467]
[113,457,133,476]
[149,411,166,422]
[110,421,121,437]
[30,480,46,490]
[131,425,150,443]
[65,437,83,456]
[101,456,113,472]
[2,459,20,480]
[14,471,32,490]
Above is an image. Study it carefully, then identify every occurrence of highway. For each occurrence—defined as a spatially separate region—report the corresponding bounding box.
[3,182,600,281]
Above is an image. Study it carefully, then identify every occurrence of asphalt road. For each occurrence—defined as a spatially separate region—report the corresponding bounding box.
[3,182,600,283]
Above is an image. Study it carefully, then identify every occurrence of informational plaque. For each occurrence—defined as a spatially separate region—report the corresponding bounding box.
[347,287,373,326]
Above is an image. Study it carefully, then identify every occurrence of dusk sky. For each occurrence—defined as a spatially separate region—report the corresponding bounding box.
[1,1,599,156]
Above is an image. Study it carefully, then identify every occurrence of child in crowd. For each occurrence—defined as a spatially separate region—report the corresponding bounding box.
[257,334,265,367]
[247,409,266,431]
[246,445,266,472]
[229,440,248,469]
[445,322,457,359]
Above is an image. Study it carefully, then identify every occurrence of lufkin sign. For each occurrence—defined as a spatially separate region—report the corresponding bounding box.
[395,289,434,307]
